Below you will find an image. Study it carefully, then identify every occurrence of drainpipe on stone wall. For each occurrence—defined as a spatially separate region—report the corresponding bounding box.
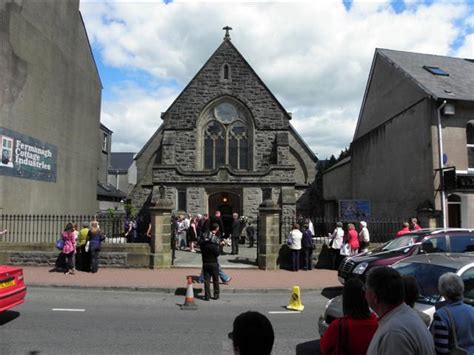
[437,100,447,229]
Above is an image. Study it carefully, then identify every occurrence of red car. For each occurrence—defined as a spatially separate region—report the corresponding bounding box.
[0,265,27,312]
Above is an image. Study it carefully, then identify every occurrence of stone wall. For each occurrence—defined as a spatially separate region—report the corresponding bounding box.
[131,37,317,222]
[162,40,290,131]
[242,187,262,221]
[0,243,150,268]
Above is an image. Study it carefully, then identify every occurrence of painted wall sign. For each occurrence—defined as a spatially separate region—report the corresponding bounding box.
[339,199,371,221]
[0,128,57,182]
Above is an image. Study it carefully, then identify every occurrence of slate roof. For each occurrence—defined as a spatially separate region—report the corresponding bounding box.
[97,182,126,199]
[377,48,474,102]
[109,152,135,173]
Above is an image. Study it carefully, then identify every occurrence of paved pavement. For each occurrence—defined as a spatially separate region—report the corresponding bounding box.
[172,242,259,268]
[22,240,340,293]
[23,266,340,293]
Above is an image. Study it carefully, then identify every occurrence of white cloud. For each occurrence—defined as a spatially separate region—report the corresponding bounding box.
[80,0,471,159]
[455,33,474,58]
[101,83,178,152]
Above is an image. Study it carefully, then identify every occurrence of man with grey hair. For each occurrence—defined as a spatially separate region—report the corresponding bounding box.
[365,266,435,355]
[430,272,474,354]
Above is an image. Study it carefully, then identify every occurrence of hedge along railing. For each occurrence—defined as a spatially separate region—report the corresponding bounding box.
[0,214,127,244]
[281,216,406,244]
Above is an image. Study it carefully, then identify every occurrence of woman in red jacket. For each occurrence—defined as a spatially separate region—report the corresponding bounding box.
[320,278,378,355]
[347,223,360,255]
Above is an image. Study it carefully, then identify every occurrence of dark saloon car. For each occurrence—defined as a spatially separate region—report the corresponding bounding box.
[319,253,474,336]
[338,228,474,284]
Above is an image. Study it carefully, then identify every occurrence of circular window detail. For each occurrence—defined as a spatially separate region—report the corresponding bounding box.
[214,102,237,123]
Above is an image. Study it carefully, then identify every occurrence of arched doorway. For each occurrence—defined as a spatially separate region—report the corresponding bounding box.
[448,194,461,228]
[208,191,241,236]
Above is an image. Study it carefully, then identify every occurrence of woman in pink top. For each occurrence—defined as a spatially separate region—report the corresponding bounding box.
[61,223,76,275]
[347,223,359,255]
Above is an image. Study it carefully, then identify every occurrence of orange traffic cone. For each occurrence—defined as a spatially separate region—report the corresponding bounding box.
[181,276,198,310]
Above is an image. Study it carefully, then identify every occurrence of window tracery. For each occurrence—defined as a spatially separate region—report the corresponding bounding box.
[202,101,251,170]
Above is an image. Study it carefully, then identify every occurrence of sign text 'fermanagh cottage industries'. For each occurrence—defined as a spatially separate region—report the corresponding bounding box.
[0,128,57,182]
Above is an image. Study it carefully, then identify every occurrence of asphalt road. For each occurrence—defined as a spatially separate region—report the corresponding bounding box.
[0,287,330,355]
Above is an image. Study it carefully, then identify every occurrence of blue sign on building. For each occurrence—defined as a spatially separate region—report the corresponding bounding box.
[0,128,57,182]
[339,199,371,221]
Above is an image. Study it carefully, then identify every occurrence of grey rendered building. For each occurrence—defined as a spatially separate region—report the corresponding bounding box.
[131,32,317,228]
[324,48,474,227]
[0,1,102,214]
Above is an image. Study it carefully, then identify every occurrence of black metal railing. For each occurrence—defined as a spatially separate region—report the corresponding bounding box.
[281,216,404,244]
[0,214,128,244]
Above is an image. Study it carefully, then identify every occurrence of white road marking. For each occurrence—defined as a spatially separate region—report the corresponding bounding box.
[268,311,301,314]
[52,308,86,312]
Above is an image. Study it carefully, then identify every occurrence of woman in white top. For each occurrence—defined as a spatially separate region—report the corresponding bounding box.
[288,223,303,272]
[358,221,370,253]
[330,222,345,270]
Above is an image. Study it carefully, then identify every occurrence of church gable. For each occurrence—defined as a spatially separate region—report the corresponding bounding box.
[162,38,291,131]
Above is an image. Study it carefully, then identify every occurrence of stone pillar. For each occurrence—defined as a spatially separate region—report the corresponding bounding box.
[257,199,281,270]
[149,190,174,269]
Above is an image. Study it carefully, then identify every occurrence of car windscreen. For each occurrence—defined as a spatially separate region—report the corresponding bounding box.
[392,261,456,305]
[381,235,417,251]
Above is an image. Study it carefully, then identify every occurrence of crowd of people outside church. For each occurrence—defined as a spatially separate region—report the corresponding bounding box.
[327,220,371,270]
[168,210,253,256]
[52,220,107,274]
[324,216,423,270]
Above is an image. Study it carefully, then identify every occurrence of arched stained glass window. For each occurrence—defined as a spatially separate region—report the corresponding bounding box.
[204,121,225,169]
[201,101,252,171]
[229,121,248,170]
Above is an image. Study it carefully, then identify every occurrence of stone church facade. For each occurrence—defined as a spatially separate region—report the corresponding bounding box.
[131,31,317,230]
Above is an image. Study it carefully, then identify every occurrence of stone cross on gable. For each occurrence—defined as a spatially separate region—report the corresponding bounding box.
[222,26,232,40]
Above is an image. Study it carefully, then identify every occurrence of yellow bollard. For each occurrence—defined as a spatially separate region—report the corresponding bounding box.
[286,286,304,311]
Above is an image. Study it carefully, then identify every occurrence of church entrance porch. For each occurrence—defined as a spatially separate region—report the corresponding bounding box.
[170,188,259,268]
[208,190,241,236]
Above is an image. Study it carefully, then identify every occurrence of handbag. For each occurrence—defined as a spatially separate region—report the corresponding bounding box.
[340,243,350,256]
[444,307,468,355]
[56,237,64,250]
[84,241,90,252]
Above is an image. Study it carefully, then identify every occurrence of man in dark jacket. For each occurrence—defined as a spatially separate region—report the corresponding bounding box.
[200,222,221,301]
[209,211,225,238]
[301,224,314,270]
[231,213,243,255]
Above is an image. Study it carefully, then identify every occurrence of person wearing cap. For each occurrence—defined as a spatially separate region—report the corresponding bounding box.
[228,311,274,355]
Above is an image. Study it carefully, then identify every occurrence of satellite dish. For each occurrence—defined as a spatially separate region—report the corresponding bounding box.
[443,154,448,165]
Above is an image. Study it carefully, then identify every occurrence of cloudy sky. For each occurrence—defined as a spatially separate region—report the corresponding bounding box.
[80,0,474,160]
